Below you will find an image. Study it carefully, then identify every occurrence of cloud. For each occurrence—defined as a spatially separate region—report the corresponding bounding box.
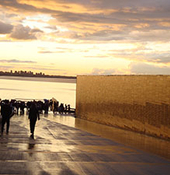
[45,25,58,31]
[5,13,18,18]
[53,11,109,23]
[1,0,170,76]
[31,28,43,33]
[0,21,13,34]
[130,30,170,42]
[38,47,77,54]
[38,51,55,54]
[1,0,170,42]
[91,68,116,75]
[85,55,108,58]
[154,56,170,64]
[9,25,42,40]
[0,65,14,70]
[25,66,65,72]
[0,0,57,14]
[74,30,127,41]
[143,54,170,64]
[24,0,169,10]
[1,1,170,26]
[107,45,170,65]
[0,0,39,13]
[0,59,36,63]
[129,62,170,74]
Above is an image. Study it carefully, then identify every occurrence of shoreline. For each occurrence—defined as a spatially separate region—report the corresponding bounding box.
[0,75,77,84]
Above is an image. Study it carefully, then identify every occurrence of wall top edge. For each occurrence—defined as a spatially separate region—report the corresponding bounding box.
[77,75,170,77]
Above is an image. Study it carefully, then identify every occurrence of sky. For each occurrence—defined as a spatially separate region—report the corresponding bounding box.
[0,0,170,76]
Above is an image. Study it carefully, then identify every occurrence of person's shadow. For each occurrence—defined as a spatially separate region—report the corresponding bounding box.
[28,143,35,149]
[28,142,35,157]
[59,169,79,175]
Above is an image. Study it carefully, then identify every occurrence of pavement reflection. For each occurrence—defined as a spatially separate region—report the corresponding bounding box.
[28,142,35,150]
[46,112,170,160]
[28,142,35,157]
[0,113,170,175]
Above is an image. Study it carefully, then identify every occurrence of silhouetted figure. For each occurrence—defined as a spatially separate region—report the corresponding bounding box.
[68,104,70,113]
[0,99,1,113]
[64,104,67,114]
[20,101,25,115]
[14,101,20,115]
[37,101,43,114]
[58,103,64,114]
[54,101,59,113]
[1,100,13,135]
[26,101,32,113]
[44,99,49,114]
[49,98,59,113]
[28,101,40,139]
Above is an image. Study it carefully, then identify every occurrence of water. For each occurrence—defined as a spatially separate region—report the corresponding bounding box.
[0,76,76,108]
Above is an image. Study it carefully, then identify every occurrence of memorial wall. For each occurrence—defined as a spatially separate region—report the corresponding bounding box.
[76,75,170,140]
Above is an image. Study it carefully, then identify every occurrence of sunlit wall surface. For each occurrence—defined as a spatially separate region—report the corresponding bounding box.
[76,75,170,140]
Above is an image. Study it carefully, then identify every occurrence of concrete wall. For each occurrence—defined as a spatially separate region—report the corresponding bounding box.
[76,75,170,140]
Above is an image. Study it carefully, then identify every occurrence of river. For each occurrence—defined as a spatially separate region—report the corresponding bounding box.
[0,76,76,108]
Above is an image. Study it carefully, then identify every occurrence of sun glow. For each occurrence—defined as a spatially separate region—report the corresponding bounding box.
[0,0,170,75]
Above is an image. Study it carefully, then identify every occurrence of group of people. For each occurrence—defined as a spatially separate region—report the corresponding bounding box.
[50,99,71,114]
[0,99,71,115]
[0,98,72,139]
[0,100,39,139]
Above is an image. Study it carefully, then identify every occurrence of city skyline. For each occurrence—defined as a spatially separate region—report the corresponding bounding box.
[0,70,76,78]
[0,0,170,76]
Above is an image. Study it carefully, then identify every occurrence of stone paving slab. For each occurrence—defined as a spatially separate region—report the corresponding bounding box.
[0,115,170,175]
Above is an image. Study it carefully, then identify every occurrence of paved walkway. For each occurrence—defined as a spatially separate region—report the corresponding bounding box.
[0,115,170,175]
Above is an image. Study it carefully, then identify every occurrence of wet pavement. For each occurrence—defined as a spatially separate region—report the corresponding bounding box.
[0,114,170,175]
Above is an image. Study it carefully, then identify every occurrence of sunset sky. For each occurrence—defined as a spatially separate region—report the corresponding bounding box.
[0,0,170,76]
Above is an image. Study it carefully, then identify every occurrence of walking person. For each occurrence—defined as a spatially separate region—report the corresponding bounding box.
[1,100,13,135]
[28,101,40,139]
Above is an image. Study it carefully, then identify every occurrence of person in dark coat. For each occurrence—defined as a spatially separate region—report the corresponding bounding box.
[1,100,13,135]
[28,101,40,139]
